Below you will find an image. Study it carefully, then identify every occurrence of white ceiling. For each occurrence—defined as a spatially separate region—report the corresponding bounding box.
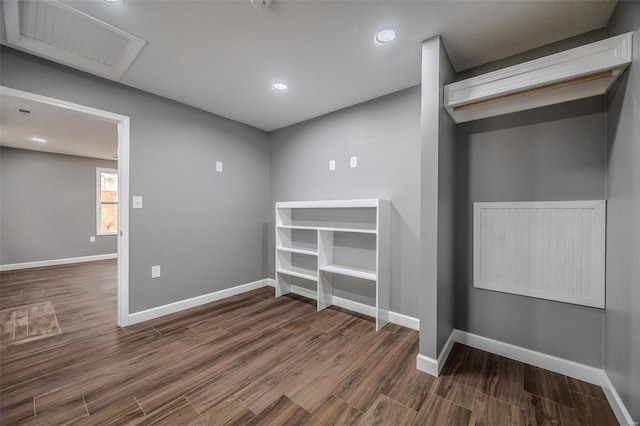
[0,94,118,160]
[2,0,617,131]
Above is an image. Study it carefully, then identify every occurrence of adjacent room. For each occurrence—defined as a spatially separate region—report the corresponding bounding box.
[0,0,638,424]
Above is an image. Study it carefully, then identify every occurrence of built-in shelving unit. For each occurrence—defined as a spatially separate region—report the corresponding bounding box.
[275,199,390,330]
[444,32,633,123]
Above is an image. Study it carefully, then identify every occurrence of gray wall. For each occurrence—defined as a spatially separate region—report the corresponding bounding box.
[269,87,421,317]
[455,97,607,367]
[419,36,456,359]
[0,147,117,264]
[605,1,640,420]
[456,29,608,80]
[0,47,271,313]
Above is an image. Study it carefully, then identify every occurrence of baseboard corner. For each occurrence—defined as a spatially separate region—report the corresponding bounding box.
[601,371,637,426]
[416,353,439,377]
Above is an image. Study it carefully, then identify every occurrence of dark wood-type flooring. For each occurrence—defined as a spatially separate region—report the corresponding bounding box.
[0,260,618,425]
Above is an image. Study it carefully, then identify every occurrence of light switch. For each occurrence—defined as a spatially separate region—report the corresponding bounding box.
[216,161,223,172]
[132,196,143,209]
[152,265,161,278]
[350,156,357,168]
[329,160,335,171]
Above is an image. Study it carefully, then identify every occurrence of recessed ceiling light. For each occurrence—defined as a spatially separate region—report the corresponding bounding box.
[103,0,121,3]
[272,82,288,91]
[375,29,396,44]
[31,137,46,143]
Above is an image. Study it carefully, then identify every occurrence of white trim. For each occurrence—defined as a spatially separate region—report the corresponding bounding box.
[0,86,131,329]
[279,283,420,331]
[288,284,317,301]
[116,117,130,328]
[416,353,439,376]
[437,332,456,374]
[416,330,456,377]
[601,372,637,426]
[451,330,605,385]
[96,167,119,236]
[125,279,273,326]
[0,253,117,272]
[388,311,420,331]
[0,86,130,122]
[334,295,376,317]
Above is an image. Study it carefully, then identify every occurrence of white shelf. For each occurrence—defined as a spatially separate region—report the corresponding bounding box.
[444,32,633,123]
[319,264,376,281]
[276,267,317,282]
[277,225,376,234]
[275,199,390,331]
[276,199,380,209]
[276,246,318,256]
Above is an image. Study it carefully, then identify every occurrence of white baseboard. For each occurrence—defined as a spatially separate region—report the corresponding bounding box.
[451,330,605,385]
[333,295,376,317]
[0,253,118,272]
[272,282,420,331]
[286,283,317,300]
[416,328,456,377]
[126,278,272,326]
[416,353,439,376]
[388,311,420,331]
[601,370,637,426]
[450,329,636,425]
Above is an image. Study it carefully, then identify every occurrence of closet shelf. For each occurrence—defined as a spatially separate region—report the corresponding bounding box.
[277,225,377,234]
[276,246,318,256]
[276,267,318,282]
[275,199,390,330]
[444,32,633,123]
[319,264,376,281]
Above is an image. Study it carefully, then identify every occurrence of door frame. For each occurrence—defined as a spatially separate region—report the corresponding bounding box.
[1,85,131,327]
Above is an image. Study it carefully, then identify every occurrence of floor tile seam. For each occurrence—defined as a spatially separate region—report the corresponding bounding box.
[133,395,147,416]
[329,393,365,414]
[183,395,202,417]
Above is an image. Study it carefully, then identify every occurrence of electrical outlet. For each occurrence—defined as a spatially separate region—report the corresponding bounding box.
[151,265,161,278]
[350,156,357,168]
[329,160,335,171]
[89,236,95,243]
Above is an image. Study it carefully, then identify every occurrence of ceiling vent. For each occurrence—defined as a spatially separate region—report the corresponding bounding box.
[1,0,146,79]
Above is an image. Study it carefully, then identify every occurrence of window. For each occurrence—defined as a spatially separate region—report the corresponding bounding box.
[97,167,118,235]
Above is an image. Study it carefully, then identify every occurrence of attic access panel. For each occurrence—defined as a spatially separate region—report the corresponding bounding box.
[1,0,146,79]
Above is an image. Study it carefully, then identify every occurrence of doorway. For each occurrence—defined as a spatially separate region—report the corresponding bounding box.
[0,85,130,326]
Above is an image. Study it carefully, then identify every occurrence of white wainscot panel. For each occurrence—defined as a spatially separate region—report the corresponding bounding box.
[473,200,606,308]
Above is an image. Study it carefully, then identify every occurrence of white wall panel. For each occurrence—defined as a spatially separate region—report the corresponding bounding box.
[474,201,606,308]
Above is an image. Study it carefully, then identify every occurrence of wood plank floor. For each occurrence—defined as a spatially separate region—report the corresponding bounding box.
[0,260,618,425]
